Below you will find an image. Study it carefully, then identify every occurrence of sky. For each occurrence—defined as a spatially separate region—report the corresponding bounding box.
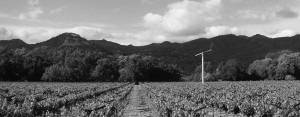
[0,0,300,46]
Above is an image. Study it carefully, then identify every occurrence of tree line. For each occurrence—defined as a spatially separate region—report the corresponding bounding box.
[0,46,181,82]
[186,50,300,81]
[1,45,299,82]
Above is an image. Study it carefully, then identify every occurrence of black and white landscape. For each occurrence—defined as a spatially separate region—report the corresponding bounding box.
[0,0,300,117]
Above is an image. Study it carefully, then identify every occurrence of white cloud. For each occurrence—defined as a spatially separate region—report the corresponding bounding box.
[28,0,39,6]
[141,0,156,5]
[0,25,172,46]
[0,26,110,44]
[237,10,269,20]
[205,26,243,37]
[269,29,296,38]
[0,27,15,40]
[0,13,16,19]
[109,32,147,46]
[143,0,222,36]
[1,0,300,46]
[226,0,299,21]
[276,7,298,18]
[19,7,44,20]
[0,0,45,21]
[18,0,44,20]
[66,26,111,40]
[140,0,300,45]
[50,6,69,14]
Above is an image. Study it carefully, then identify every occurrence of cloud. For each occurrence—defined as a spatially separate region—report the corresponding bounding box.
[269,29,296,38]
[0,27,15,40]
[28,0,39,6]
[66,26,111,40]
[223,0,300,24]
[143,0,222,36]
[0,26,172,46]
[276,7,298,18]
[0,13,16,19]
[0,26,110,44]
[1,0,300,46]
[19,7,44,20]
[205,26,243,37]
[141,0,155,5]
[0,0,44,21]
[140,0,300,45]
[109,32,149,46]
[50,5,69,14]
[18,0,44,20]
[237,10,268,20]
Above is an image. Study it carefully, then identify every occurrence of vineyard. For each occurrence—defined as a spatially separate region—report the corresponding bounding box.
[0,82,133,116]
[143,81,300,117]
[0,81,300,117]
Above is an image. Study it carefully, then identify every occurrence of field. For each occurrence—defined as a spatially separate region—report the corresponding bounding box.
[0,82,133,116]
[0,81,300,117]
[144,81,300,117]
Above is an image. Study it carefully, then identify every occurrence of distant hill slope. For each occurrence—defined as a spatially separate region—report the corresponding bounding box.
[1,32,300,74]
[0,39,29,49]
[35,33,90,47]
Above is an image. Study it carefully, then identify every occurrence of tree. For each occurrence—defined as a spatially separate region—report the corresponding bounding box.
[153,63,182,81]
[248,58,276,80]
[117,54,182,82]
[274,53,300,80]
[248,52,300,80]
[62,50,101,81]
[118,67,135,82]
[23,55,52,81]
[213,59,248,81]
[41,64,71,82]
[91,58,119,82]
[265,50,294,59]
[186,62,215,81]
[0,47,24,81]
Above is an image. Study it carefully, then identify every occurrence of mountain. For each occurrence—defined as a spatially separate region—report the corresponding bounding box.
[0,39,28,49]
[33,33,131,55]
[251,34,269,39]
[1,32,300,74]
[35,33,90,47]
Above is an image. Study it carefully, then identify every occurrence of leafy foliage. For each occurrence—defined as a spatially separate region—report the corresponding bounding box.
[248,50,300,80]
[0,45,182,82]
[144,81,300,116]
[184,62,215,81]
[91,58,120,82]
[213,59,249,81]
[3,33,300,75]
[117,54,182,82]
[1,32,300,81]
[0,82,132,116]
[41,64,71,82]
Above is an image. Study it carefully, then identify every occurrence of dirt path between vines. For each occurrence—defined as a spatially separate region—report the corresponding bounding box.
[123,85,159,117]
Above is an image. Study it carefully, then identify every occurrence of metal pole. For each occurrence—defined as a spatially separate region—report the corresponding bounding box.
[195,49,211,84]
[202,53,204,84]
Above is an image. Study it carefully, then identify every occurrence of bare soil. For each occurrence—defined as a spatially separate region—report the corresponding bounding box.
[122,85,159,117]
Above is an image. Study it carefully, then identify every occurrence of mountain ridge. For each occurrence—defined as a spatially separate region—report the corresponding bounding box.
[1,32,300,74]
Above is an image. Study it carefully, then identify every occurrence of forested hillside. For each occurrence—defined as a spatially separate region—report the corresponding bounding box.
[1,32,300,81]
